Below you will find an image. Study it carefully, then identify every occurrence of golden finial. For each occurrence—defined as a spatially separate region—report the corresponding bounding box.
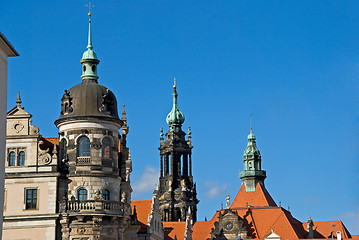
[173,77,177,90]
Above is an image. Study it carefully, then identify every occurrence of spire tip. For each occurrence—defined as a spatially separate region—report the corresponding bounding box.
[173,77,177,90]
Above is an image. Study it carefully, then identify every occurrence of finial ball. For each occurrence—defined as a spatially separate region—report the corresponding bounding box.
[88,13,92,17]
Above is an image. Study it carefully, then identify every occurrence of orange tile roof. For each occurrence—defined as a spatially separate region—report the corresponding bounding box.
[163,222,186,240]
[131,200,152,233]
[302,220,352,239]
[130,198,357,240]
[43,137,59,145]
[192,212,219,240]
[230,183,277,208]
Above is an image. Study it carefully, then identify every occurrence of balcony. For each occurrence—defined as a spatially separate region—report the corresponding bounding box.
[63,200,124,215]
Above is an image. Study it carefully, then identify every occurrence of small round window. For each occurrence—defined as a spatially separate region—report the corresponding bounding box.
[83,65,86,72]
[92,65,96,72]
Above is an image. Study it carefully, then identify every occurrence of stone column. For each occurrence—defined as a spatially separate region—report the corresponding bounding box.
[189,154,192,176]
[160,155,163,177]
[164,154,169,175]
[183,154,188,176]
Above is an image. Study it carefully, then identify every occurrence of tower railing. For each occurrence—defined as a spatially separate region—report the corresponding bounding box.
[64,200,124,214]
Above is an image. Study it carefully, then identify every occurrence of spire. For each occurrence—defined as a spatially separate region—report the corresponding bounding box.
[87,13,93,50]
[184,207,193,240]
[166,78,185,131]
[16,91,23,109]
[239,127,267,192]
[122,104,127,124]
[80,3,100,82]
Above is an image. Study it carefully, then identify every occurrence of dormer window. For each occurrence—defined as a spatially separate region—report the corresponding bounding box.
[78,136,90,157]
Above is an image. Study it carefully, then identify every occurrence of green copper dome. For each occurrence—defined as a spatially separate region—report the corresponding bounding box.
[166,85,185,126]
[244,129,261,156]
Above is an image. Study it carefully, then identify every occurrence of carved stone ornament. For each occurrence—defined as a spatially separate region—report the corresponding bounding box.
[99,89,114,115]
[29,120,39,135]
[60,90,73,115]
[91,142,101,150]
[13,122,24,133]
[38,140,52,165]
[67,143,75,150]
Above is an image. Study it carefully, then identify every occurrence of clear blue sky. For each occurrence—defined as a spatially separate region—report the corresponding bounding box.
[1,0,358,234]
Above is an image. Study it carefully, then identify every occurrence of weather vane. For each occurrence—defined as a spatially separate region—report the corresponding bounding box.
[250,113,252,132]
[86,0,94,17]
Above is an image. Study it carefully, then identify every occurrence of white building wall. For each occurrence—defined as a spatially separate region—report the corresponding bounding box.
[0,33,19,240]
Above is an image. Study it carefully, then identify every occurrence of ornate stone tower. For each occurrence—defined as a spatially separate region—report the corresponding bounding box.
[158,80,198,222]
[239,128,267,192]
[54,11,136,239]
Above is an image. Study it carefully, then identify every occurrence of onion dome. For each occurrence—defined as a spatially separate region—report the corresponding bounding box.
[55,12,121,127]
[166,78,185,126]
[244,128,261,156]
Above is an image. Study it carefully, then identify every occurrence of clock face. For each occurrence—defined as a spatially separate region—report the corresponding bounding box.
[225,222,233,230]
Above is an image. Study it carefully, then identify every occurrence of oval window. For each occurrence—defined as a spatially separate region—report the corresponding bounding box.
[92,65,96,72]
[83,65,86,72]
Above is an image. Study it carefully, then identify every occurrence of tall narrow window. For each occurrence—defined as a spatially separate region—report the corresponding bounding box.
[102,189,110,200]
[78,136,90,157]
[78,188,87,200]
[9,152,15,166]
[25,189,38,210]
[18,151,25,166]
[59,139,67,160]
[102,138,111,158]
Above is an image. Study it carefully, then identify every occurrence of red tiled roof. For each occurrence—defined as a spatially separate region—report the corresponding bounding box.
[301,220,352,239]
[43,137,59,145]
[163,222,186,240]
[230,183,277,208]
[131,200,152,233]
[192,212,219,240]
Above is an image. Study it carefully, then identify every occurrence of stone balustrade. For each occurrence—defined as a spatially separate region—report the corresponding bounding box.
[76,156,91,164]
[64,200,124,214]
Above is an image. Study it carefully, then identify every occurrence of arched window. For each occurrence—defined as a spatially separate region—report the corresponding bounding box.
[8,152,15,166]
[102,138,111,158]
[59,139,67,160]
[18,151,25,166]
[78,188,87,200]
[102,189,110,200]
[78,136,90,157]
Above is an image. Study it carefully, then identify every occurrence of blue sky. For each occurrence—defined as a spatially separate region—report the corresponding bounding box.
[1,0,359,234]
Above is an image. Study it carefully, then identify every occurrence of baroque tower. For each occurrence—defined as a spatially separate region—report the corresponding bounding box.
[54,11,136,239]
[158,80,198,222]
[239,128,266,192]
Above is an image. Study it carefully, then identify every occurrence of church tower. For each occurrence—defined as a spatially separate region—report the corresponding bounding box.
[55,11,136,239]
[239,128,267,192]
[158,80,198,222]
